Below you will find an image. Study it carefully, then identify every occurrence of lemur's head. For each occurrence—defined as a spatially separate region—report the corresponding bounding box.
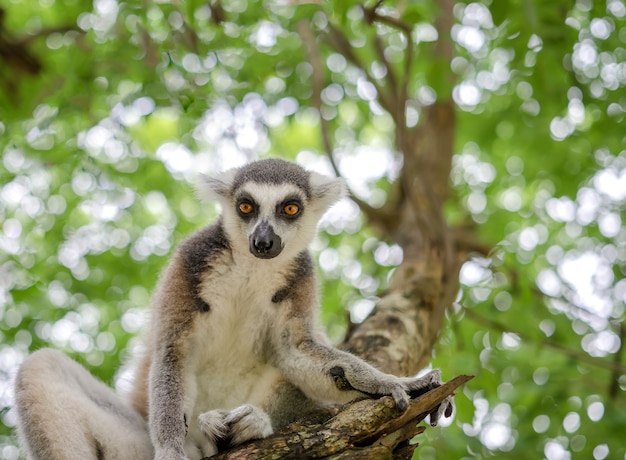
[199,158,346,260]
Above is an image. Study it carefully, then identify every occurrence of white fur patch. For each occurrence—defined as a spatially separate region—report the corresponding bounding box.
[181,249,293,457]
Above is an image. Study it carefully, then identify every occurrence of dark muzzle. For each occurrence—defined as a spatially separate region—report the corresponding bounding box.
[249,221,283,259]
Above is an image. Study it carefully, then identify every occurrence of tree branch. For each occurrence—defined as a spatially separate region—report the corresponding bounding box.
[212,375,473,459]
[325,23,397,121]
[297,20,396,230]
[463,307,626,374]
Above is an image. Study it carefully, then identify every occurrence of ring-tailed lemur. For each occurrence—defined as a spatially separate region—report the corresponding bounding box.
[15,158,453,460]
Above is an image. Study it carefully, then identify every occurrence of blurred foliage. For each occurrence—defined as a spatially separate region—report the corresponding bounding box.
[1,1,625,459]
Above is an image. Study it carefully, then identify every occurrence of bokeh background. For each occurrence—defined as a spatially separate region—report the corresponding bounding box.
[1,1,625,459]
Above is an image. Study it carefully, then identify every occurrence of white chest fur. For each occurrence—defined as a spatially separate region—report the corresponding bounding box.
[183,251,289,417]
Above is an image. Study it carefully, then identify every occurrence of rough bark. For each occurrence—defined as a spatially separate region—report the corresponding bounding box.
[212,375,473,460]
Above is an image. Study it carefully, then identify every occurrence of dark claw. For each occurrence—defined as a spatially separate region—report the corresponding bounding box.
[395,397,408,412]
[445,401,453,418]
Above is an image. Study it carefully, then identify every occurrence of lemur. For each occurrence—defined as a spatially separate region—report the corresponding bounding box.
[15,158,453,459]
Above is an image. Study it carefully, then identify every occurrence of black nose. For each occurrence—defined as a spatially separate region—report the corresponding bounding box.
[249,221,283,259]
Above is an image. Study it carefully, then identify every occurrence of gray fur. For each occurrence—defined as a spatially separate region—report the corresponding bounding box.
[230,158,312,197]
[14,158,452,460]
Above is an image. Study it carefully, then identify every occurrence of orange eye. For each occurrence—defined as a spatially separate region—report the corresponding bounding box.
[284,204,300,216]
[239,202,254,214]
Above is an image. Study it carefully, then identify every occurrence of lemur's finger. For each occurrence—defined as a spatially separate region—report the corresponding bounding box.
[391,386,409,412]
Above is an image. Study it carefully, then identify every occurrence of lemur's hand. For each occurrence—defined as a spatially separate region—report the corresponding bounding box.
[329,365,454,425]
[401,369,454,426]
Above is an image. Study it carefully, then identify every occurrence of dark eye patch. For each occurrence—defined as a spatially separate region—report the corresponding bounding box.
[277,196,304,219]
[236,196,258,219]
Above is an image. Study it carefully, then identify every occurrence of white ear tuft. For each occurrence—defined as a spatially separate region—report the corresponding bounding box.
[196,169,237,202]
[309,171,347,210]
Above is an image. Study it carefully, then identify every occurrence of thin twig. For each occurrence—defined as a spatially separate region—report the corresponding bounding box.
[609,322,625,398]
[296,21,336,172]
[325,23,397,121]
[298,20,395,229]
[464,307,626,374]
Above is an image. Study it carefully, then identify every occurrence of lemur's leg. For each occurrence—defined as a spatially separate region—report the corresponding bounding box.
[15,348,152,460]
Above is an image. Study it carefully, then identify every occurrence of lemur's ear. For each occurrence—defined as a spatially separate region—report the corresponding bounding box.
[197,169,237,202]
[309,172,347,211]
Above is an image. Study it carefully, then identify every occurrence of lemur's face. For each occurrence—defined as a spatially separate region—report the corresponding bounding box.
[231,182,313,259]
[199,159,346,261]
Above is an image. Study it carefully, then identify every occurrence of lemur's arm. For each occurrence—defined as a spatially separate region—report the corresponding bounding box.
[149,339,188,460]
[272,318,451,421]
[270,275,453,425]
[148,240,208,460]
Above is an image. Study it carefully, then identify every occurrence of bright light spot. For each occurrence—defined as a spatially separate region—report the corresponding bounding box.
[70,332,92,353]
[319,248,339,272]
[563,412,580,433]
[533,414,550,433]
[414,23,438,42]
[356,79,377,101]
[453,81,482,108]
[480,422,511,450]
[1,181,28,205]
[373,243,403,266]
[121,308,147,333]
[47,195,67,214]
[493,291,512,311]
[453,25,485,53]
[518,227,539,251]
[587,401,604,421]
[96,331,116,351]
[85,125,112,151]
[558,252,613,320]
[546,196,576,222]
[327,53,347,73]
[536,269,562,297]
[463,2,494,28]
[539,319,556,337]
[51,318,78,345]
[499,186,523,212]
[593,444,609,460]
[3,149,26,172]
[550,117,575,141]
[338,146,394,186]
[567,99,585,124]
[2,219,22,239]
[598,212,621,237]
[0,445,19,460]
[133,97,155,115]
[608,0,626,17]
[533,367,550,385]
[590,18,612,40]
[576,187,599,225]
[460,260,489,286]
[500,332,520,350]
[72,171,96,196]
[573,39,598,67]
[156,142,193,173]
[528,33,543,51]
[593,168,626,201]
[48,280,69,307]
[276,97,299,117]
[350,299,375,323]
[251,21,280,49]
[545,440,571,460]
[467,191,487,213]
[582,330,621,357]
